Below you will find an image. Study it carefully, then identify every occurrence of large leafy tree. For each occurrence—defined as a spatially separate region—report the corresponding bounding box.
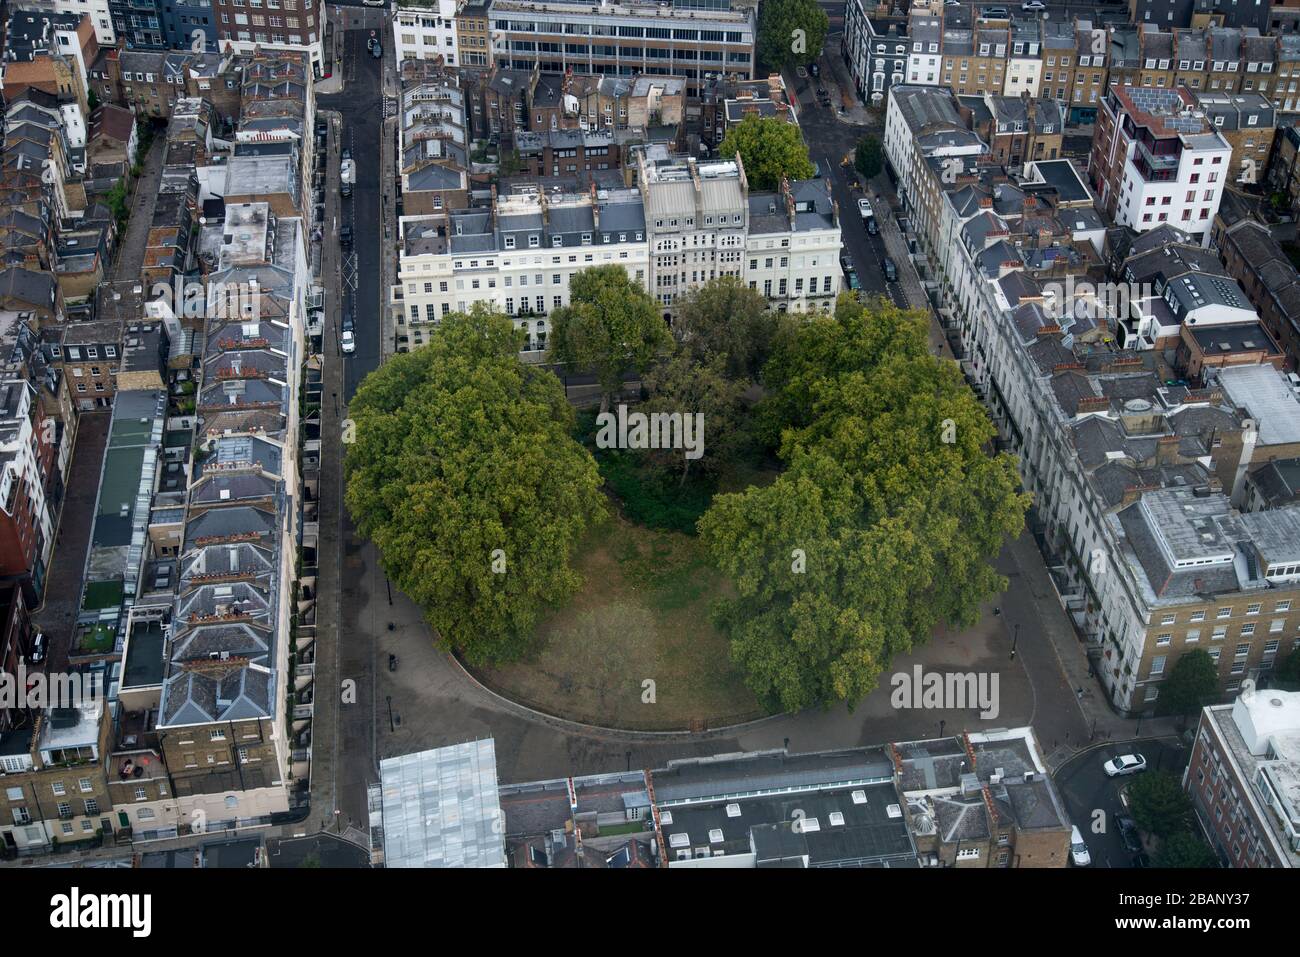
[1127,772,1194,839]
[548,264,671,412]
[719,114,815,192]
[345,305,605,665]
[699,297,1029,711]
[672,276,785,381]
[1156,649,1219,717]
[1154,832,1219,869]
[855,134,883,179]
[757,0,829,72]
[640,352,750,484]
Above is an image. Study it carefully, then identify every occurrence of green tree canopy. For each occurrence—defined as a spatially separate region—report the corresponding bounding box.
[1274,647,1300,689]
[1153,831,1219,869]
[345,305,605,665]
[698,297,1028,711]
[855,134,883,179]
[1156,649,1220,717]
[1126,772,1194,839]
[671,276,785,381]
[548,264,671,412]
[640,352,751,483]
[757,0,829,72]
[719,114,815,193]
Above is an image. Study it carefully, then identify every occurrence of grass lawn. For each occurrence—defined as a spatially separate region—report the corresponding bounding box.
[81,579,124,612]
[478,511,762,730]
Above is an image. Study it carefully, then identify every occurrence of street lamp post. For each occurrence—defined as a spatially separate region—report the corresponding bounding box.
[1010,623,1019,660]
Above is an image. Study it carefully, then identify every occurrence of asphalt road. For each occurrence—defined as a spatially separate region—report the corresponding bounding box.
[794,61,908,309]
[319,30,385,400]
[1053,737,1190,869]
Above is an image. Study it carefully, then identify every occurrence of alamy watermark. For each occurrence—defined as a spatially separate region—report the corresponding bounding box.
[150,278,262,321]
[0,665,101,711]
[890,665,1000,720]
[1039,277,1152,325]
[595,405,704,460]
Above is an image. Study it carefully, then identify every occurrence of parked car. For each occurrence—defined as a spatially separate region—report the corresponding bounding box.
[341,147,352,162]
[342,312,355,334]
[981,6,1009,16]
[840,253,853,273]
[809,63,820,79]
[857,197,873,218]
[340,224,353,247]
[1116,815,1143,854]
[1069,825,1091,867]
[341,329,356,354]
[866,216,879,236]
[1103,753,1148,777]
[315,119,328,135]
[882,257,898,282]
[372,41,383,59]
[1022,1,1046,11]
[846,270,861,291]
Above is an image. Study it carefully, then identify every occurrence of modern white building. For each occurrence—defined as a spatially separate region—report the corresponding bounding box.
[393,0,459,67]
[1090,86,1232,247]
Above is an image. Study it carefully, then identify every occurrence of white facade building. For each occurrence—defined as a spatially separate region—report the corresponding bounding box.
[394,0,460,66]
[392,187,650,355]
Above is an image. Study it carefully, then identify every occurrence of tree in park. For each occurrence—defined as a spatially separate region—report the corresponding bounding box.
[757,0,829,72]
[719,115,815,193]
[1126,772,1194,839]
[1155,649,1219,717]
[671,276,785,382]
[547,264,672,413]
[855,134,883,179]
[698,296,1028,712]
[1154,832,1218,869]
[344,305,605,666]
[640,352,750,484]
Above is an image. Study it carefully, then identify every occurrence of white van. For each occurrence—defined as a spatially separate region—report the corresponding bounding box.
[1069,825,1091,867]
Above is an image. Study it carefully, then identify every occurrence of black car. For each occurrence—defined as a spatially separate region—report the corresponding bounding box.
[315,119,328,135]
[342,312,355,333]
[372,42,383,59]
[882,257,898,282]
[1116,815,1143,854]
[341,147,352,162]
[809,63,820,79]
[866,216,879,236]
[340,225,353,246]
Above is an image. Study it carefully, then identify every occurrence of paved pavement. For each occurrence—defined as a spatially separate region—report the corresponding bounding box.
[111,134,166,281]
[31,413,110,669]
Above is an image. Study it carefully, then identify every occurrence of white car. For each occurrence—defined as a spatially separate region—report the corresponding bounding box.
[857,197,873,218]
[1069,825,1091,866]
[1103,753,1148,777]
[341,329,356,355]
[1022,1,1046,10]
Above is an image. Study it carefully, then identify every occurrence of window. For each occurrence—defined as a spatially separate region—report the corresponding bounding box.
[210,729,226,741]
[135,787,147,801]
[84,799,99,815]
[1217,607,1232,619]
[78,778,92,793]
[52,781,66,796]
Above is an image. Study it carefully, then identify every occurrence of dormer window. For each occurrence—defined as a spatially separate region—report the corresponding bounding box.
[528,235,539,248]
